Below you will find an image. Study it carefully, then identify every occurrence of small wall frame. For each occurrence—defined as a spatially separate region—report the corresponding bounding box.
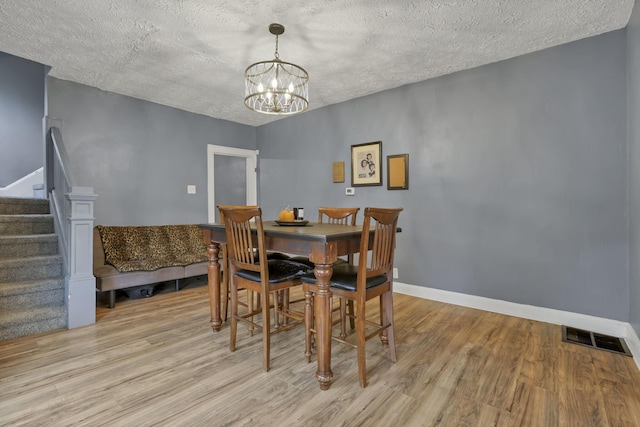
[332,161,345,183]
[387,154,409,190]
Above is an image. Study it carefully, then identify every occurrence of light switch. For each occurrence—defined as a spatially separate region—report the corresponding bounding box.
[187,185,196,194]
[345,187,355,196]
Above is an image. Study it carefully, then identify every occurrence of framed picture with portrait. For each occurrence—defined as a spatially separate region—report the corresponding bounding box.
[351,141,382,186]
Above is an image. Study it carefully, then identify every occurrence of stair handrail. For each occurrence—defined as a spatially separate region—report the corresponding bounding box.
[45,126,98,328]
[46,126,75,193]
[46,127,72,258]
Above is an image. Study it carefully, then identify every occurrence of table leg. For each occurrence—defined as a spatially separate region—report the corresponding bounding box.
[207,239,222,332]
[314,262,334,390]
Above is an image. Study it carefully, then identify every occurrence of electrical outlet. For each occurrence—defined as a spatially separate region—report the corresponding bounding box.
[187,185,196,194]
[393,268,398,279]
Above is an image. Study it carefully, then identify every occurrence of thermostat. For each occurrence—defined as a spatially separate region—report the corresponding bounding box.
[345,187,355,196]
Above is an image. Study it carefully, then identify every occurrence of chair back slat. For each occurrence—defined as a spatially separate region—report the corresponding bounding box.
[233,220,253,264]
[318,207,360,225]
[371,221,393,271]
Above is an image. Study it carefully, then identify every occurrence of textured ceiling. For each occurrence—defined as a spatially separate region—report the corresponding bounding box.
[0,1,635,127]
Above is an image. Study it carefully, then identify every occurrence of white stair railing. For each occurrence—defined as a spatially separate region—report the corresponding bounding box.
[46,126,98,328]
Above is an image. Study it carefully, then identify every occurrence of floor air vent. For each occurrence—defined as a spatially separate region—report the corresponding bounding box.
[562,326,632,356]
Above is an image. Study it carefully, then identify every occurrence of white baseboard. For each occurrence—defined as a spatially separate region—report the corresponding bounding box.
[625,324,640,371]
[394,282,640,370]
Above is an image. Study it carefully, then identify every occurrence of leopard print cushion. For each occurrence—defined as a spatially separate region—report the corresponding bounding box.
[97,224,208,272]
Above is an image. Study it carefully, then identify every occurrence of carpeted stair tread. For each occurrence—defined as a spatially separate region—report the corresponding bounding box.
[0,279,65,311]
[0,255,63,282]
[1,305,66,325]
[0,234,58,258]
[0,233,57,241]
[0,278,65,296]
[0,215,54,235]
[0,197,49,215]
[0,214,53,220]
[0,306,66,341]
[0,254,63,267]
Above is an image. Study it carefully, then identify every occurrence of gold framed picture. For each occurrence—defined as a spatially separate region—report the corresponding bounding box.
[332,161,345,183]
[351,141,382,186]
[387,154,409,190]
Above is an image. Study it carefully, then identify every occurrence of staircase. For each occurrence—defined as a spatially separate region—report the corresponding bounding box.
[0,197,66,341]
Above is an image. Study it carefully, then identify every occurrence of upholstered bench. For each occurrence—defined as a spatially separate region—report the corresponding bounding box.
[93,224,209,308]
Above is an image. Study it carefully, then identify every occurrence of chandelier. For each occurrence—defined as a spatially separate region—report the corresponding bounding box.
[244,23,309,115]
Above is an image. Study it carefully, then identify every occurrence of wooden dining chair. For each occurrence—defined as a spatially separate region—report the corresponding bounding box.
[290,207,360,268]
[318,207,360,225]
[302,207,403,387]
[218,205,257,323]
[218,205,291,322]
[290,207,360,337]
[219,206,308,372]
[318,207,360,264]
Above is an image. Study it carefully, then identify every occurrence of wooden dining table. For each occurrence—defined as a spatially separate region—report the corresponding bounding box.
[200,221,368,390]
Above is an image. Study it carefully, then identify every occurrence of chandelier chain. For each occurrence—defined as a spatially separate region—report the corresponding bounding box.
[274,34,279,59]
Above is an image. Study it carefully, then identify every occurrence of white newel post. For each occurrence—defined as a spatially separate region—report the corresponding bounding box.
[65,186,98,328]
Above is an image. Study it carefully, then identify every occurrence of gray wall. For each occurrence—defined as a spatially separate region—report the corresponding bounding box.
[0,52,45,187]
[629,1,640,336]
[47,78,256,226]
[258,30,629,321]
[42,27,631,322]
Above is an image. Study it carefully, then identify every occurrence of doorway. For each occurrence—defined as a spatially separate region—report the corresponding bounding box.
[207,145,257,223]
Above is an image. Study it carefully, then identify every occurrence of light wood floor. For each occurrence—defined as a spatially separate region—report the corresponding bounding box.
[1,280,640,426]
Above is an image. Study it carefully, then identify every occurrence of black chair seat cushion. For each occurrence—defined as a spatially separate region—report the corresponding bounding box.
[289,256,348,268]
[265,251,291,261]
[249,251,290,263]
[301,264,387,292]
[236,259,310,284]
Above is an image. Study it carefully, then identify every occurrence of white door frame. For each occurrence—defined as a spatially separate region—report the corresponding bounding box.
[207,144,258,223]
